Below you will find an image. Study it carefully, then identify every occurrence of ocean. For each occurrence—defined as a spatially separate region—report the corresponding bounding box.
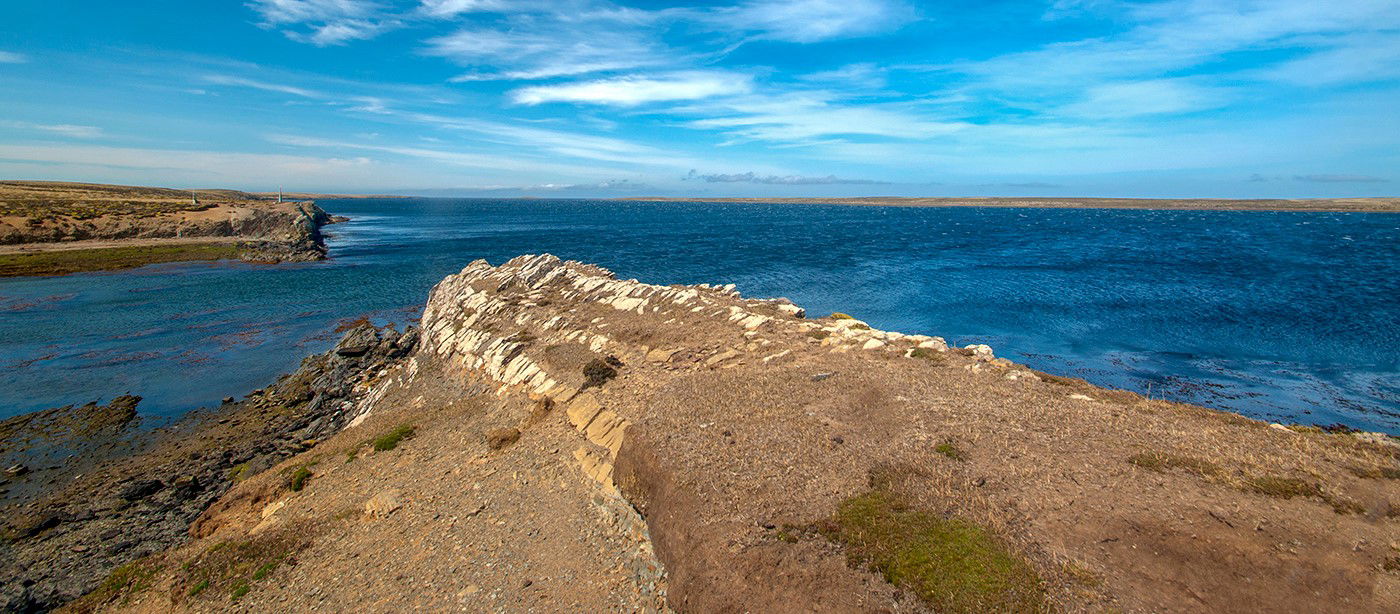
[2,199,1397,433]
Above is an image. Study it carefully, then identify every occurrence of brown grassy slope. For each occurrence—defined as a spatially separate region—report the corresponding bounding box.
[616,196,1400,212]
[0,181,266,218]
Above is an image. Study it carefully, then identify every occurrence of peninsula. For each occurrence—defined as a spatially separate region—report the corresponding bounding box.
[4,255,1396,612]
[0,181,337,277]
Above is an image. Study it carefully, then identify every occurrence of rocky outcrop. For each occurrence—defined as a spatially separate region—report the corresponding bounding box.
[0,200,335,264]
[235,203,332,263]
[395,255,1399,614]
[0,323,415,613]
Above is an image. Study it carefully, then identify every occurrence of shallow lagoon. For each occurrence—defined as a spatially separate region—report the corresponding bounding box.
[2,199,1397,433]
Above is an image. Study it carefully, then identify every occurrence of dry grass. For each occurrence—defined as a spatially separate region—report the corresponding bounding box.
[0,181,262,218]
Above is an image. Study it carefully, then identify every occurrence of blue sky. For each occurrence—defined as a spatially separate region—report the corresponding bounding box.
[1,0,1397,197]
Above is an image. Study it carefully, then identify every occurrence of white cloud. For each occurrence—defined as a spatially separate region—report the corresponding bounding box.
[301,19,387,45]
[248,0,382,24]
[1,121,104,139]
[1059,78,1230,118]
[682,93,966,143]
[798,63,887,90]
[1258,32,1400,86]
[266,133,651,178]
[203,74,323,98]
[959,0,1400,92]
[709,0,914,43]
[418,0,504,18]
[427,21,670,81]
[512,72,752,106]
[0,51,26,63]
[247,0,396,46]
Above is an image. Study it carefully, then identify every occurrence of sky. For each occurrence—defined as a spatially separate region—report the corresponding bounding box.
[0,0,1398,198]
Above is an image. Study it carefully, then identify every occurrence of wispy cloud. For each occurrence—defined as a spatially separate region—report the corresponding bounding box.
[683,93,967,143]
[0,51,26,63]
[427,18,672,81]
[266,133,662,178]
[1058,78,1230,118]
[1294,174,1387,183]
[203,74,324,98]
[417,0,508,19]
[247,0,396,46]
[513,72,753,106]
[1,121,104,139]
[707,0,915,43]
[685,170,888,185]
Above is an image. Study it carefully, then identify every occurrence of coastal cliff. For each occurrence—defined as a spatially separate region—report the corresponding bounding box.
[0,181,337,276]
[5,255,1398,612]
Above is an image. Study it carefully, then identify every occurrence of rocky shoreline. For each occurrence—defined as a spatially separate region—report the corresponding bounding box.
[2,255,1398,612]
[0,323,416,612]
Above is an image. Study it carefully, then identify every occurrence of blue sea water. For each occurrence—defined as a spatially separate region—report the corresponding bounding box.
[1,199,1397,433]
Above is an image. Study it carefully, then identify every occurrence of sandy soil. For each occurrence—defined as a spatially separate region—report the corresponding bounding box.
[65,254,1396,614]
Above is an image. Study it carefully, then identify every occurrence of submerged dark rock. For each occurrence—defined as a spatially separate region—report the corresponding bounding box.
[0,322,416,613]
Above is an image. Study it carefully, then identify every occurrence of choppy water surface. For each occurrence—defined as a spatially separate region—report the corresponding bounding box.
[2,199,1397,433]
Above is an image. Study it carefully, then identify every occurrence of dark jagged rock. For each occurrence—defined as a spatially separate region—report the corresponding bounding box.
[0,322,416,613]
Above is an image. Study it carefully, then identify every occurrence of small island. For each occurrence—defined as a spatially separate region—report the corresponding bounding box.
[0,181,338,277]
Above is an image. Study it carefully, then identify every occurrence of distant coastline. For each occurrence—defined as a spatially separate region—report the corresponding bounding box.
[613,196,1400,213]
[0,181,338,276]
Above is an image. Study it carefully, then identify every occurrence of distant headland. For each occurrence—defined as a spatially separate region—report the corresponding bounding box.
[0,181,340,277]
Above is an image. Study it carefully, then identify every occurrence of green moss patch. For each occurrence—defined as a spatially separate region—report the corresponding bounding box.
[935,442,967,461]
[288,466,312,492]
[829,312,855,320]
[0,243,241,277]
[818,489,1044,613]
[371,424,415,451]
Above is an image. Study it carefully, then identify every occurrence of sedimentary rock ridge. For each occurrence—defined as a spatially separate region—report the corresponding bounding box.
[29,254,1400,612]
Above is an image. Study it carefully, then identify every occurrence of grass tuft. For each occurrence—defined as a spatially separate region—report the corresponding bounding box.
[829,312,855,320]
[226,462,251,482]
[72,557,163,608]
[818,489,1044,613]
[1244,475,1321,499]
[1127,452,1222,477]
[371,424,415,452]
[288,466,312,492]
[935,442,967,462]
[910,347,944,361]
